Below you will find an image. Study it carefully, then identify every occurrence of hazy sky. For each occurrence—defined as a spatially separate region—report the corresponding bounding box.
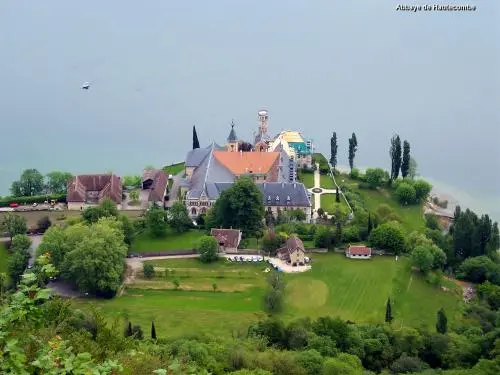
[0,0,498,218]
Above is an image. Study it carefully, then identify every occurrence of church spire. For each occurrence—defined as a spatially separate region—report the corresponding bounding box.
[227,119,238,142]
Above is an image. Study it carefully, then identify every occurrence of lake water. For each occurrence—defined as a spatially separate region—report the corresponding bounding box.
[1,1,499,220]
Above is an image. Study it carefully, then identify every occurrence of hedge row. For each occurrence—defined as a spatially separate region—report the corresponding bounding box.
[0,194,67,207]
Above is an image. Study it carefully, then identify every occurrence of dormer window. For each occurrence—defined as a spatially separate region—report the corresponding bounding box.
[276,195,280,202]
[267,195,271,201]
[286,196,291,201]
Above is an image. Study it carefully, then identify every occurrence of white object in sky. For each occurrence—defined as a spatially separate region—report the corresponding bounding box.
[81,82,90,89]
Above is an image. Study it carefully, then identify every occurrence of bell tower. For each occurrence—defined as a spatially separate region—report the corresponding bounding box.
[254,110,270,152]
[226,120,239,152]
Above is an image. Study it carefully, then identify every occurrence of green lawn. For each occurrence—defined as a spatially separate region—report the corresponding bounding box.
[320,194,349,215]
[77,254,463,338]
[75,258,267,338]
[284,253,462,328]
[131,229,206,252]
[163,162,185,176]
[320,175,335,189]
[337,173,425,232]
[297,170,314,189]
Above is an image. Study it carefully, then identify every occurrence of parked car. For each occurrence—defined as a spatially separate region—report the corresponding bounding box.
[9,203,19,208]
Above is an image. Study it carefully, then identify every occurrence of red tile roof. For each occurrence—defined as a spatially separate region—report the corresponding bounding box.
[67,174,122,204]
[143,169,167,202]
[210,228,241,248]
[348,245,372,256]
[286,235,304,251]
[213,151,279,176]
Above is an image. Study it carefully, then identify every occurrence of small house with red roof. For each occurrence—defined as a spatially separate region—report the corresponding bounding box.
[345,245,372,259]
[210,228,242,252]
[142,168,168,207]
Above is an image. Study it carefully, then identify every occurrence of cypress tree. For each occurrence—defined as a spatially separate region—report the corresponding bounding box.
[401,140,411,178]
[367,213,373,234]
[348,133,358,171]
[336,188,340,203]
[436,308,447,334]
[151,321,157,340]
[389,134,402,181]
[385,298,393,323]
[125,321,133,337]
[335,218,342,244]
[330,132,338,173]
[192,125,200,149]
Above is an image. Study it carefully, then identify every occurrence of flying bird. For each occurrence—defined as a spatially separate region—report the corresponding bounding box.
[81,82,90,89]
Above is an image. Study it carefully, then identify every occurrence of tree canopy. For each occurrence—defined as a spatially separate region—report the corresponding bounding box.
[209,177,264,237]
[10,168,45,197]
[369,221,407,254]
[197,236,218,263]
[45,171,73,194]
[167,202,192,233]
[0,213,27,241]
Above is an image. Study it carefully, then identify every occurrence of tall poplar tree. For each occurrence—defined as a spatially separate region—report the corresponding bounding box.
[348,133,358,171]
[330,132,338,172]
[401,140,411,178]
[192,125,200,149]
[389,134,402,181]
[367,213,373,234]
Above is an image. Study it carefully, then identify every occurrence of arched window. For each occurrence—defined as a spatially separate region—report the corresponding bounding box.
[201,207,207,214]
[191,207,197,215]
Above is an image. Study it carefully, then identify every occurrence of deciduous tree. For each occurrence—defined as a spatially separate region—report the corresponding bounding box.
[365,168,387,189]
[36,216,52,233]
[401,140,411,178]
[45,171,73,194]
[409,157,418,179]
[413,180,432,202]
[395,182,417,205]
[197,236,218,263]
[369,221,407,254]
[210,177,264,237]
[146,204,167,238]
[143,263,155,279]
[167,202,192,233]
[411,245,435,273]
[0,213,27,242]
[123,175,141,188]
[330,132,338,172]
[61,218,127,296]
[10,168,45,196]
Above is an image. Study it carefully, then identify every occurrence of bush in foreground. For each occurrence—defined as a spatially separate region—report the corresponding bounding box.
[197,236,218,263]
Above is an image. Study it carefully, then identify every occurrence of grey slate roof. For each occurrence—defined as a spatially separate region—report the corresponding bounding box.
[193,181,310,207]
[186,144,234,200]
[185,143,224,167]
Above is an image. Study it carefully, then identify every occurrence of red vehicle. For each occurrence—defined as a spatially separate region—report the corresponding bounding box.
[9,203,19,208]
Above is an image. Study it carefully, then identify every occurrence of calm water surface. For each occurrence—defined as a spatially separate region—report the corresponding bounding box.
[0,1,499,219]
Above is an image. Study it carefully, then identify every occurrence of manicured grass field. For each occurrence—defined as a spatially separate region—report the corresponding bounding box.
[284,254,462,328]
[0,210,143,228]
[75,258,267,338]
[77,254,462,338]
[163,162,185,176]
[320,175,336,189]
[297,170,314,189]
[320,194,349,215]
[337,173,425,232]
[131,229,206,252]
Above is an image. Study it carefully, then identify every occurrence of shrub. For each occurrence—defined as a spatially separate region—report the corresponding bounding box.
[197,236,219,263]
[395,182,417,205]
[413,179,432,202]
[432,196,448,209]
[425,214,440,230]
[369,221,407,254]
[365,168,387,189]
[36,216,52,233]
[143,263,155,279]
[342,225,361,243]
[349,168,360,180]
[457,256,499,284]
